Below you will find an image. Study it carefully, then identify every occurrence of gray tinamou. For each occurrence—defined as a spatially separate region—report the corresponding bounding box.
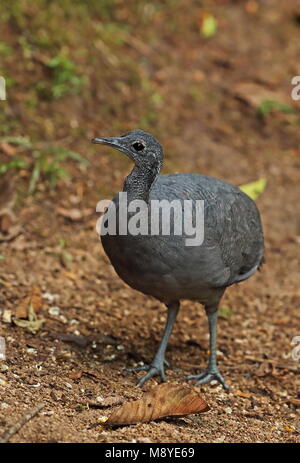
[92,130,264,389]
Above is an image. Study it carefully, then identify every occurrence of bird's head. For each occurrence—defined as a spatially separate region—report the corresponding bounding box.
[91,130,163,170]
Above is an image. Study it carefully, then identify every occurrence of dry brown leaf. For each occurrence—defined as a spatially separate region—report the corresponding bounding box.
[245,1,259,14]
[69,370,83,380]
[0,142,16,156]
[105,382,210,426]
[15,287,43,319]
[236,390,251,399]
[56,207,93,221]
[13,308,44,333]
[13,288,44,333]
[233,82,289,109]
[285,398,300,407]
[63,271,78,281]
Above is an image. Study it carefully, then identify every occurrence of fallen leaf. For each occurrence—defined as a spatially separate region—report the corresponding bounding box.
[285,398,300,407]
[56,207,93,221]
[13,310,44,333]
[63,271,78,281]
[13,289,44,333]
[239,178,267,201]
[69,370,83,380]
[284,425,295,432]
[234,82,290,110]
[255,360,273,377]
[105,382,210,426]
[0,142,16,156]
[245,1,259,14]
[236,390,251,398]
[199,12,217,38]
[15,287,43,319]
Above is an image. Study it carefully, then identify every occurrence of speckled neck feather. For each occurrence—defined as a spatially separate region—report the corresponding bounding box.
[123,158,162,202]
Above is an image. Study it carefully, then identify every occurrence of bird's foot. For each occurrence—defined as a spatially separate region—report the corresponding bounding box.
[187,368,229,390]
[126,359,168,387]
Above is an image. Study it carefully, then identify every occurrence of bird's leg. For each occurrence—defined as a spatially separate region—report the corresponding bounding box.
[127,301,179,387]
[187,307,229,390]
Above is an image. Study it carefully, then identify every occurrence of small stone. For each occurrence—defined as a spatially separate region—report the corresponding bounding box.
[0,364,8,372]
[43,292,59,303]
[50,390,60,401]
[225,407,233,414]
[27,348,37,354]
[103,354,116,362]
[49,306,60,316]
[2,310,12,324]
[41,410,54,416]
[214,435,226,443]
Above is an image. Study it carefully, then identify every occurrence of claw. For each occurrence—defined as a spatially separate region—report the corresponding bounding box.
[126,362,167,387]
[187,369,229,390]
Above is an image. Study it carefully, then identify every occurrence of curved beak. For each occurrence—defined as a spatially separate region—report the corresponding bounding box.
[91,137,120,148]
[91,136,136,163]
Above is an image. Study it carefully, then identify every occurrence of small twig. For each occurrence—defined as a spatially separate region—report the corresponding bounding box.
[245,355,299,373]
[0,403,45,443]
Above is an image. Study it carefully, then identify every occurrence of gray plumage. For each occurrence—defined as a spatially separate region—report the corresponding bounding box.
[92,130,264,389]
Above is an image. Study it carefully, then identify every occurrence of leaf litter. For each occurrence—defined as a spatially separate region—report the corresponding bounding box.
[104,382,210,426]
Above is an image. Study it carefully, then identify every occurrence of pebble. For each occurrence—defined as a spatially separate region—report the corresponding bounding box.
[104,354,116,361]
[2,310,12,324]
[27,348,37,354]
[225,407,233,414]
[49,306,60,316]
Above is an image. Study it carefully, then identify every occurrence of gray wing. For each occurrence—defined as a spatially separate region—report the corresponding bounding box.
[151,173,264,288]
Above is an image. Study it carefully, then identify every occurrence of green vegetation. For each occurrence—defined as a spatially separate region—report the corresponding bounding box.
[37,56,86,100]
[258,100,294,117]
[0,137,89,194]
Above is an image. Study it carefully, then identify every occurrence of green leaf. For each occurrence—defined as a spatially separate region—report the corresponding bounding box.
[201,14,217,38]
[258,100,294,116]
[0,158,28,174]
[0,136,32,148]
[29,162,41,194]
[219,307,233,319]
[239,178,267,201]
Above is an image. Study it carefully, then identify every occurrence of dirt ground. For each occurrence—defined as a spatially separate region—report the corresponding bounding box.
[0,0,300,443]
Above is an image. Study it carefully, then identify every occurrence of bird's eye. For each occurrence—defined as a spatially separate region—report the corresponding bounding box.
[132,141,145,152]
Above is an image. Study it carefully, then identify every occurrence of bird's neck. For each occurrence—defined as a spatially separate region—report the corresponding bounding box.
[123,163,160,202]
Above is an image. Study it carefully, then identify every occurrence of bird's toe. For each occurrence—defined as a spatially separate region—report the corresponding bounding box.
[187,369,229,390]
[127,362,167,387]
[126,365,150,373]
